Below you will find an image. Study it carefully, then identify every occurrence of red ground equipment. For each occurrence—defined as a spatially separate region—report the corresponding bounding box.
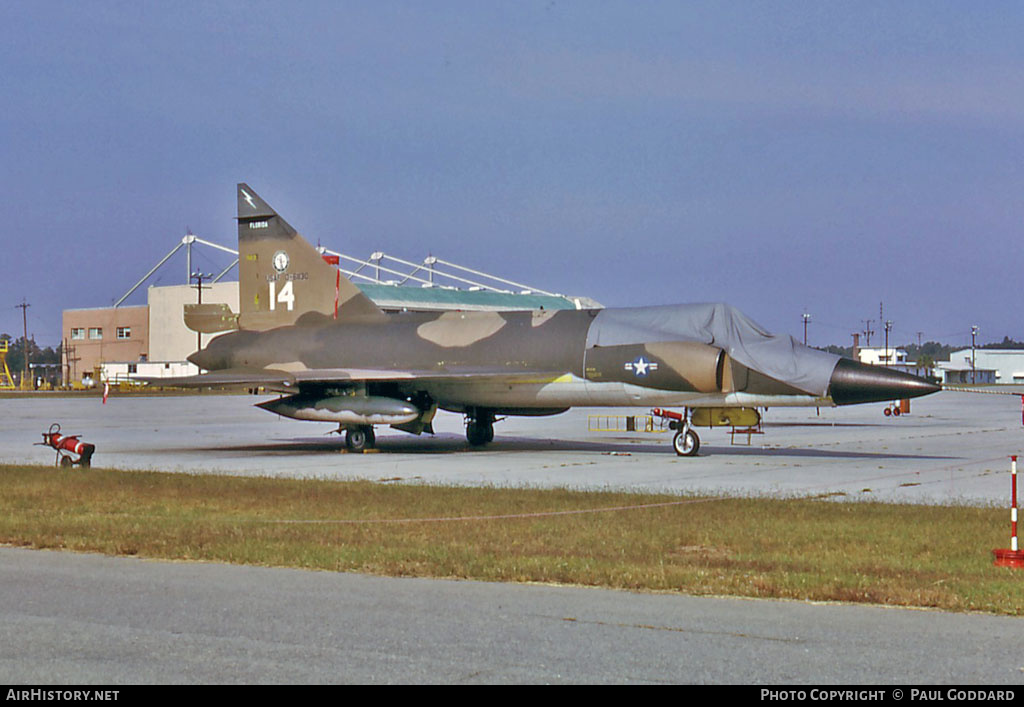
[37,423,95,468]
[651,407,684,426]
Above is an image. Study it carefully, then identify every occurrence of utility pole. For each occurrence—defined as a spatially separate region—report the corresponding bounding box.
[972,325,979,384]
[884,320,893,367]
[802,311,811,346]
[879,302,885,362]
[64,339,80,387]
[16,299,30,389]
[862,319,874,347]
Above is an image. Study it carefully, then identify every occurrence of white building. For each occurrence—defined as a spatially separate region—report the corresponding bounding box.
[101,360,201,384]
[853,346,933,379]
[937,349,1024,385]
[856,347,909,367]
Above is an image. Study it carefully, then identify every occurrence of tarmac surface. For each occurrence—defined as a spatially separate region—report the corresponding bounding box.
[2,546,1022,685]
[3,389,1024,683]
[3,389,1023,504]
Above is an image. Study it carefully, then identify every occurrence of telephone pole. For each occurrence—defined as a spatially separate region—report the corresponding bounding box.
[862,319,874,347]
[972,325,979,384]
[16,299,30,389]
[884,320,893,367]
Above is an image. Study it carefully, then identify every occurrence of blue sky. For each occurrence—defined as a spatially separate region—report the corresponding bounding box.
[3,1,1023,349]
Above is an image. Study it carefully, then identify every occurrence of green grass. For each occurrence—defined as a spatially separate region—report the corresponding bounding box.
[1,464,1021,614]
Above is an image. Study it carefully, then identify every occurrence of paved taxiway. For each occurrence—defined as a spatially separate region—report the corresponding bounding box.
[3,390,1024,683]
[2,389,1022,503]
[2,546,1022,684]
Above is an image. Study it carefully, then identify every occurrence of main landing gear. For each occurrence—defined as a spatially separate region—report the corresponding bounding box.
[465,409,496,447]
[342,425,375,452]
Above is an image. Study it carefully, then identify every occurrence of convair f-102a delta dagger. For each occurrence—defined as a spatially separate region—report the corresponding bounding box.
[158,184,940,455]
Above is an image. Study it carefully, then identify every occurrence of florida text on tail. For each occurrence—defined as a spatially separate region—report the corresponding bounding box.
[162,183,940,455]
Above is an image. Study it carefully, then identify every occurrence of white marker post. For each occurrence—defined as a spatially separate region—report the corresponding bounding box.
[993,455,1024,568]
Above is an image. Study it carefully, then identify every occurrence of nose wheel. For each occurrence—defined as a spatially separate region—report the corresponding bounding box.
[652,407,701,457]
[673,428,700,457]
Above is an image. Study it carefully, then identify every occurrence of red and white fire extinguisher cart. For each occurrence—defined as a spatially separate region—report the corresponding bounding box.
[37,423,95,468]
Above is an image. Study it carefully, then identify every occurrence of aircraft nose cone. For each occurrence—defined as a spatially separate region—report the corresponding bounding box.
[827,358,941,406]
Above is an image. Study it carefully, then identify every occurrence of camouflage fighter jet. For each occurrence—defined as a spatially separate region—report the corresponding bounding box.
[167,184,940,455]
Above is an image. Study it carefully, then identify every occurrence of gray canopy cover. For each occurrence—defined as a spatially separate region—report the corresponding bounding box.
[586,303,840,397]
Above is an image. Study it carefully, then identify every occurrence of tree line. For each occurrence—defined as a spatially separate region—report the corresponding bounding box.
[817,337,1024,365]
[0,335,62,385]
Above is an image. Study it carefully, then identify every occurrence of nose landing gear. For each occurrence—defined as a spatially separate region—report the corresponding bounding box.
[651,408,700,457]
[672,426,700,457]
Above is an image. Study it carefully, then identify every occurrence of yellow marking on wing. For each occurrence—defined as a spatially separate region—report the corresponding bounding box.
[267,361,310,373]
[513,374,575,385]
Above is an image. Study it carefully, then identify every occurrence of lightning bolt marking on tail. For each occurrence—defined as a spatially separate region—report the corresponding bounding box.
[241,189,256,210]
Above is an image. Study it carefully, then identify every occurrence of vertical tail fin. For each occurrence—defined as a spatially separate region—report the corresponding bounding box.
[236,183,385,329]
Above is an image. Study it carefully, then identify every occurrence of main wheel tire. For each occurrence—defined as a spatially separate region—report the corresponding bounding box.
[345,426,372,452]
[466,421,493,446]
[673,429,700,457]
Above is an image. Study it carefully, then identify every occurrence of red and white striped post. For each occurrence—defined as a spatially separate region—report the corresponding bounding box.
[993,455,1024,567]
